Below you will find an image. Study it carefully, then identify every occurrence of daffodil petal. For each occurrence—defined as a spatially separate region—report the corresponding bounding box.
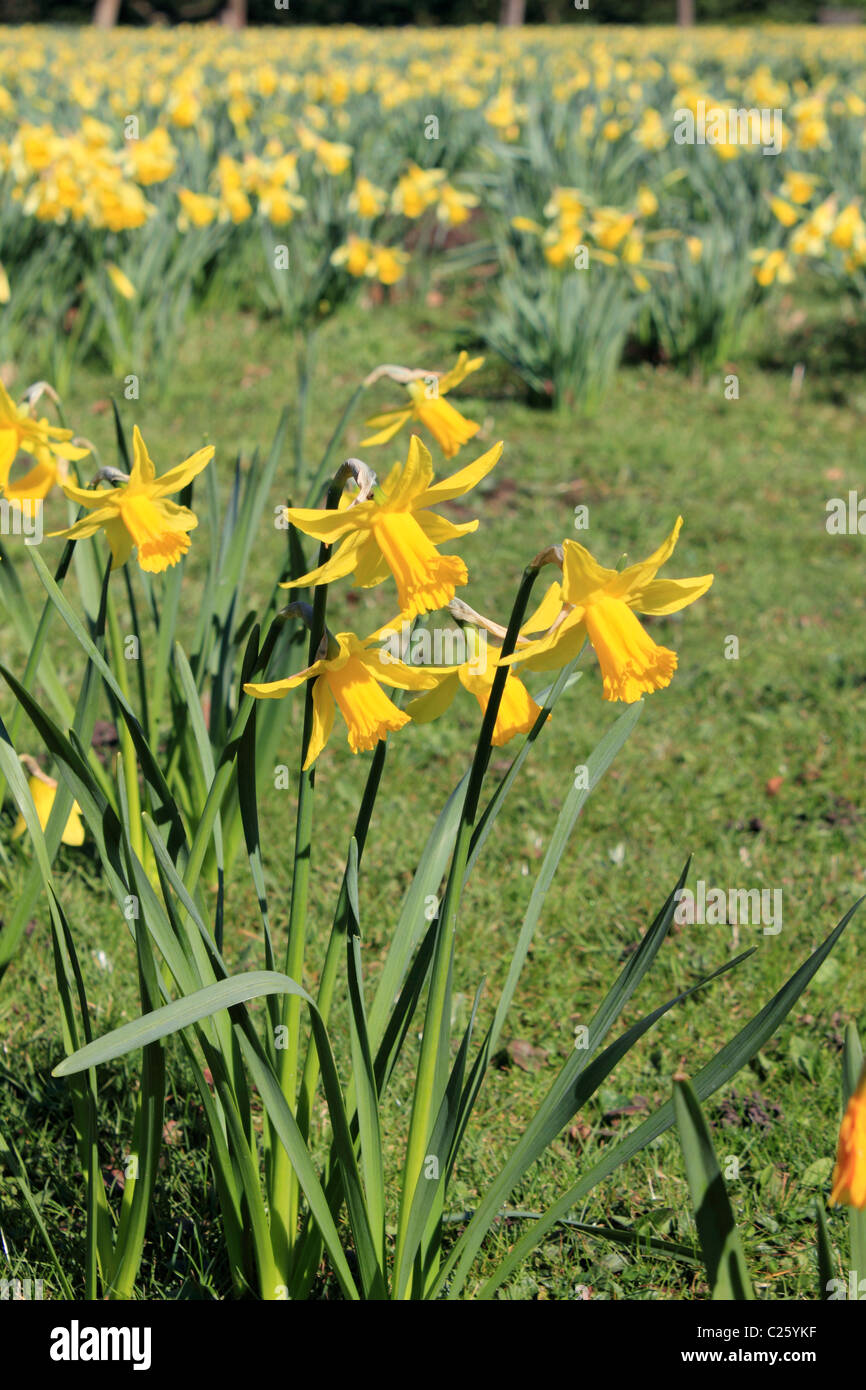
[104,516,135,569]
[353,533,391,587]
[151,445,215,498]
[632,574,714,616]
[608,516,683,601]
[413,440,503,507]
[415,512,479,544]
[302,679,335,770]
[385,434,434,509]
[357,648,442,690]
[405,671,461,723]
[436,351,484,396]
[49,505,119,541]
[244,670,313,698]
[561,539,619,606]
[360,409,414,447]
[520,581,564,636]
[60,480,117,509]
[279,534,363,590]
[285,504,373,542]
[505,608,587,673]
[130,425,157,486]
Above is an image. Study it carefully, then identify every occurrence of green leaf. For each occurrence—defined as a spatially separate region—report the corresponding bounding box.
[52,972,313,1076]
[673,1076,753,1300]
[475,896,861,1299]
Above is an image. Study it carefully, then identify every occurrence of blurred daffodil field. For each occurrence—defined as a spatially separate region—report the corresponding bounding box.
[0,19,865,1308]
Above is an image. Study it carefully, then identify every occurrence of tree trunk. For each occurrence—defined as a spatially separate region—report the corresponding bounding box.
[677,0,695,25]
[221,0,247,27]
[93,0,122,25]
[499,0,526,26]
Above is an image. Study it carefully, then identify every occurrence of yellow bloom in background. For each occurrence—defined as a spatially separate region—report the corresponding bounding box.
[506,518,713,704]
[407,631,545,747]
[391,162,445,219]
[781,170,819,205]
[366,244,409,286]
[244,630,438,768]
[0,381,87,493]
[284,434,501,619]
[830,1064,866,1209]
[12,770,85,848]
[750,247,794,287]
[125,127,177,186]
[331,234,372,277]
[177,187,219,229]
[52,425,213,573]
[636,185,658,218]
[5,440,72,503]
[106,262,136,300]
[362,351,483,458]
[770,195,800,228]
[436,183,479,227]
[0,261,9,304]
[348,175,387,219]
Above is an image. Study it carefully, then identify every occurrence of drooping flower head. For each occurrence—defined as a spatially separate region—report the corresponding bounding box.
[51,425,213,574]
[406,627,545,747]
[506,518,713,703]
[244,629,438,769]
[284,435,502,620]
[0,381,88,494]
[362,352,484,459]
[830,1063,866,1210]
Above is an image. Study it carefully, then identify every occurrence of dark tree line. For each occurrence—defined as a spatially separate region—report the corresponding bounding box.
[0,0,856,25]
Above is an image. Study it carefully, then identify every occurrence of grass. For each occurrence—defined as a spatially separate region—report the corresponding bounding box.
[1,269,864,1299]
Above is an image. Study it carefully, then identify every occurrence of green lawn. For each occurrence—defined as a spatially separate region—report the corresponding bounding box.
[1,274,864,1299]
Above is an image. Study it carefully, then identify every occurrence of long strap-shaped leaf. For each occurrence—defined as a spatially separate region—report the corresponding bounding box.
[471,897,862,1299]
[673,1076,754,1299]
[436,945,753,1298]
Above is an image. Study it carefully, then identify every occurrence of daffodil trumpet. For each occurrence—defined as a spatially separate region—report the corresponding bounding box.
[503,520,713,704]
[283,435,503,620]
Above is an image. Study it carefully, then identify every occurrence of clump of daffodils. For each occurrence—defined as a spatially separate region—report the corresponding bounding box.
[241,355,713,764]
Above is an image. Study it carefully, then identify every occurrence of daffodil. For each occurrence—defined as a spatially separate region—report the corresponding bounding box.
[506,518,713,703]
[244,629,438,768]
[362,351,483,459]
[406,629,545,746]
[830,1063,866,1209]
[284,435,501,619]
[13,767,85,848]
[51,425,213,573]
[0,381,87,494]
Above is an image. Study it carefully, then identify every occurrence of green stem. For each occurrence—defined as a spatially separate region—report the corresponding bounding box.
[269,477,341,1277]
[105,584,144,865]
[394,564,541,1295]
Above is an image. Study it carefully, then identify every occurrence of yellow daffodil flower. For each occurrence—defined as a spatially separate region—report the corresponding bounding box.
[13,769,85,848]
[244,630,439,768]
[284,434,501,619]
[362,351,483,459]
[830,1063,866,1209]
[505,518,713,703]
[51,425,213,573]
[0,381,87,493]
[348,175,387,219]
[406,630,545,746]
